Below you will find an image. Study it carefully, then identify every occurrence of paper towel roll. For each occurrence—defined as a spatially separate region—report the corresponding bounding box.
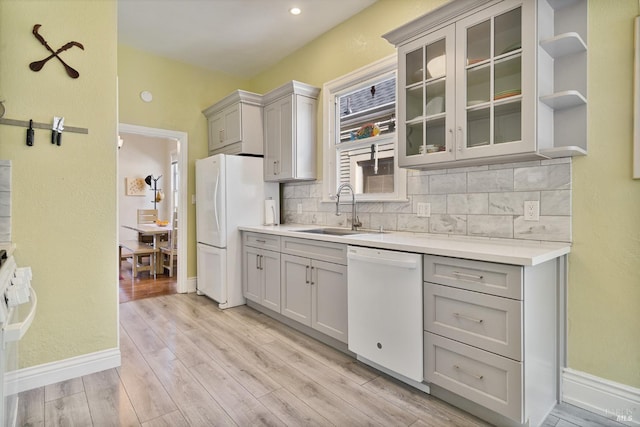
[264,199,276,225]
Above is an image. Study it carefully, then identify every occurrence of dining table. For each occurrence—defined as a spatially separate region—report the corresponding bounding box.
[121,223,171,276]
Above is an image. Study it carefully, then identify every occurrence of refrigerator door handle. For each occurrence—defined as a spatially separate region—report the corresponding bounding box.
[213,173,221,233]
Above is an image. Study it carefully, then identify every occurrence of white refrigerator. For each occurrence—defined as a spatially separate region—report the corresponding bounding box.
[196,154,279,308]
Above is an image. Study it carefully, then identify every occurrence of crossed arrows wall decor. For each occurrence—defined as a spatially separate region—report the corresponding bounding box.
[29,24,83,79]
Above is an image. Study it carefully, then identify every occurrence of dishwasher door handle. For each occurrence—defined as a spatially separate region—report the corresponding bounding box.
[348,252,419,269]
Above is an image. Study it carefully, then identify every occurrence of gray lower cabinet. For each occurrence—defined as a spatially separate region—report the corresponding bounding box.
[281,253,348,343]
[242,233,281,312]
[242,232,348,344]
[423,254,560,427]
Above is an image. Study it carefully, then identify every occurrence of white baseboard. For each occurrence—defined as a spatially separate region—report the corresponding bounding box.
[562,368,640,426]
[185,276,197,293]
[8,348,121,393]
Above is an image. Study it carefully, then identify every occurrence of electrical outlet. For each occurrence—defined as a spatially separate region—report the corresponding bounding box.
[192,194,196,204]
[297,203,303,214]
[417,202,431,218]
[524,200,539,221]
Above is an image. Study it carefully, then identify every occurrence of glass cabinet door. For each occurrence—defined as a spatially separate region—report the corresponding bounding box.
[399,25,455,166]
[456,2,529,159]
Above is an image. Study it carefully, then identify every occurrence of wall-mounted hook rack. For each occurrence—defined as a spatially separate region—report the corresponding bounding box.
[0,117,88,134]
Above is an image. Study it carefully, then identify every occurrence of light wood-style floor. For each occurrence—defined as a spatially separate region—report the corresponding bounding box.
[119,264,177,303]
[16,293,626,427]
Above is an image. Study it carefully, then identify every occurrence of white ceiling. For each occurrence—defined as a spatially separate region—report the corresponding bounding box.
[118,0,378,78]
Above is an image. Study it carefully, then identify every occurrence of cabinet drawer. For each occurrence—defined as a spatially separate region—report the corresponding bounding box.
[423,255,522,300]
[424,283,522,360]
[281,237,347,265]
[424,332,523,423]
[243,232,280,251]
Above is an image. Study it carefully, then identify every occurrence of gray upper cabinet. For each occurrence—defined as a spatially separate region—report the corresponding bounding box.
[383,0,587,170]
[263,81,320,182]
[203,90,264,156]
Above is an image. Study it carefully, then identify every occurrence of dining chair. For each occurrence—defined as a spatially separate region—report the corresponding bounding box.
[119,241,158,278]
[137,209,159,244]
[160,213,178,277]
[137,209,158,224]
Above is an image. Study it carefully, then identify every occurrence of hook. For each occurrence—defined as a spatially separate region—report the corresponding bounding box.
[26,119,34,146]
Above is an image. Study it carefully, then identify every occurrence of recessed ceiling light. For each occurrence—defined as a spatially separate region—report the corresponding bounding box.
[289,7,301,15]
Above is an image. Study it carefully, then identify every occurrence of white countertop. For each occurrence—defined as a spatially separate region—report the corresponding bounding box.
[239,225,570,266]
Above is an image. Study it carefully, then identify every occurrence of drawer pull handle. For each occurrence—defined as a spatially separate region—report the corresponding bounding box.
[305,265,310,284]
[452,271,484,281]
[453,312,484,323]
[256,239,266,244]
[453,364,484,380]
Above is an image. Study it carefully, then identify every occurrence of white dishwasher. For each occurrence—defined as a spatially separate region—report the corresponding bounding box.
[347,246,423,382]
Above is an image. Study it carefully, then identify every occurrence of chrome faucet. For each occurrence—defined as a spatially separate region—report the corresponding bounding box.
[335,183,362,231]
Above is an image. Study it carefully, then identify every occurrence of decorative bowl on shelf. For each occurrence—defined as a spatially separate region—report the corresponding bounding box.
[156,220,169,227]
[426,55,445,78]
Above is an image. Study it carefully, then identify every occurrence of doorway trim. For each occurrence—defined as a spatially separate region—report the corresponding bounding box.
[118,123,188,293]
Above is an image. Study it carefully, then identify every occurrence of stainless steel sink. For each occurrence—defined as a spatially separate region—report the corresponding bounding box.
[295,227,367,236]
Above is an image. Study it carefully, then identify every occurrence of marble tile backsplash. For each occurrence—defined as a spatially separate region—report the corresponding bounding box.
[0,160,11,243]
[282,158,572,243]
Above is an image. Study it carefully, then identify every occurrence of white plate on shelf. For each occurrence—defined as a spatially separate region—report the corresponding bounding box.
[426,97,444,115]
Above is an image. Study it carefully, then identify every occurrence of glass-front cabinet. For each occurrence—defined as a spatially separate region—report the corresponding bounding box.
[396,0,535,168]
[400,26,456,165]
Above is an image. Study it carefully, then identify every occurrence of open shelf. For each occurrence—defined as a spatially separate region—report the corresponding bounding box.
[547,0,582,9]
[540,32,586,58]
[540,90,586,110]
[540,146,587,158]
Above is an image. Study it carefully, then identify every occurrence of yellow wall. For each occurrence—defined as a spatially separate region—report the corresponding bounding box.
[570,0,640,387]
[250,0,640,388]
[250,0,449,178]
[2,0,638,392]
[0,0,118,366]
[117,44,251,279]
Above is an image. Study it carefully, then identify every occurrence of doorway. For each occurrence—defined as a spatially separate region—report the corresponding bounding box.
[118,123,188,297]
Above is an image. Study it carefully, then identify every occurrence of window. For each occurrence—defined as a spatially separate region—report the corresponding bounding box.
[323,55,407,202]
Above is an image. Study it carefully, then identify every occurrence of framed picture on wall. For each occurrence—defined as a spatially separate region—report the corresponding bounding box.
[126,177,146,196]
